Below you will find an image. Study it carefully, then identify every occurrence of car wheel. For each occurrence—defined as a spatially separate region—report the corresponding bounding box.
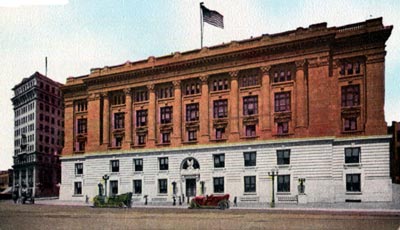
[218,201,226,210]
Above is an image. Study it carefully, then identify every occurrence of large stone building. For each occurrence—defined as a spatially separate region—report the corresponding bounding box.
[12,72,64,197]
[60,18,393,204]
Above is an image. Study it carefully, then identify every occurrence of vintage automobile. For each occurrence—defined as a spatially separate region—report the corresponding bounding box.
[93,192,132,208]
[189,194,230,210]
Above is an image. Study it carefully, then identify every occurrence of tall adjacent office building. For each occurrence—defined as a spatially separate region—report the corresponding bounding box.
[12,72,64,197]
[60,18,393,203]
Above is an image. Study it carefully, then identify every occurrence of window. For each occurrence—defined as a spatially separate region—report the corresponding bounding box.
[134,159,143,172]
[138,134,146,145]
[341,85,360,107]
[213,177,224,193]
[78,141,85,152]
[115,136,123,147]
[277,150,290,165]
[114,113,125,129]
[186,103,199,122]
[188,130,197,141]
[185,82,201,95]
[110,180,118,196]
[162,132,171,144]
[240,71,260,87]
[340,61,361,76]
[77,119,87,134]
[135,90,148,102]
[160,106,172,124]
[346,174,361,192]
[133,180,142,194]
[345,147,360,164]
[243,96,258,115]
[213,154,225,168]
[157,86,174,99]
[215,128,225,140]
[111,93,125,106]
[244,152,256,167]
[110,160,119,172]
[273,70,292,83]
[212,78,229,91]
[277,122,289,134]
[75,163,83,175]
[344,117,357,131]
[213,100,228,118]
[74,182,82,195]
[244,176,256,193]
[275,92,291,112]
[278,175,290,192]
[136,110,148,127]
[158,179,168,194]
[159,157,168,170]
[245,125,256,137]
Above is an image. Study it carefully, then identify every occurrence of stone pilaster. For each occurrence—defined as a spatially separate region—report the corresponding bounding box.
[123,88,132,149]
[63,100,74,155]
[87,93,101,152]
[295,60,308,130]
[172,80,182,146]
[199,75,209,143]
[102,92,110,149]
[260,66,272,136]
[147,84,156,147]
[229,71,239,141]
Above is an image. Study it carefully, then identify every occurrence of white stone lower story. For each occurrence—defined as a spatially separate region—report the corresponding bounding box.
[59,135,392,204]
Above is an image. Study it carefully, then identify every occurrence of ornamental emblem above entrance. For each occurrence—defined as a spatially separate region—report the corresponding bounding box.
[180,157,200,176]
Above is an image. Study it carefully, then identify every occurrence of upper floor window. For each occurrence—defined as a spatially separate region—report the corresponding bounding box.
[138,134,146,145]
[110,160,119,172]
[136,110,148,127]
[157,85,174,99]
[244,152,256,167]
[186,103,199,122]
[277,122,289,134]
[188,130,197,141]
[111,93,125,105]
[212,78,229,91]
[75,163,83,175]
[344,117,357,131]
[240,69,260,87]
[134,159,143,172]
[215,127,225,140]
[135,90,148,102]
[159,157,169,170]
[245,125,256,137]
[274,92,291,112]
[77,119,87,134]
[184,81,201,95]
[162,132,171,144]
[160,106,173,124]
[341,85,360,107]
[340,61,361,76]
[243,96,258,115]
[277,149,290,165]
[75,100,87,112]
[213,99,228,118]
[273,70,292,83]
[213,154,225,168]
[114,113,125,129]
[345,147,360,164]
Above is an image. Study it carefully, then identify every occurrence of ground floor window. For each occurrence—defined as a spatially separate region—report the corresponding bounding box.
[159,179,168,194]
[346,174,361,192]
[213,177,224,193]
[74,182,82,195]
[133,180,142,194]
[277,175,290,192]
[110,180,118,196]
[244,176,256,193]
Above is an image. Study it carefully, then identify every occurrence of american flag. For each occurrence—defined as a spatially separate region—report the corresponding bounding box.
[201,4,224,29]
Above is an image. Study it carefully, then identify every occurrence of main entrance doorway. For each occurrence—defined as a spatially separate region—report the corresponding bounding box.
[186,178,196,197]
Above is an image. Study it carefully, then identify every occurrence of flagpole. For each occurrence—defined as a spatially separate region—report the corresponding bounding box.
[200,2,204,48]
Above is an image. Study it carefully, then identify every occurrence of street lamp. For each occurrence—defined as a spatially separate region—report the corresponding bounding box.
[102,174,109,197]
[268,168,278,208]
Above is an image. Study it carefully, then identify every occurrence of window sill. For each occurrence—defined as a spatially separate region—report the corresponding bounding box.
[133,101,149,106]
[341,130,363,135]
[271,80,294,87]
[183,140,198,144]
[339,73,363,79]
[210,89,230,95]
[108,146,122,150]
[157,193,168,196]
[133,193,142,197]
[156,143,171,146]
[110,172,120,176]
[213,168,225,172]
[133,144,146,148]
[240,136,259,140]
[183,94,201,99]
[243,192,257,196]
[75,174,83,177]
[277,192,291,195]
[346,192,362,195]
[133,171,143,175]
[158,170,169,174]
[239,85,261,91]
[157,97,174,102]
[277,164,291,169]
[74,151,85,154]
[244,166,257,170]
[210,138,227,142]
[343,163,362,169]
[72,194,84,197]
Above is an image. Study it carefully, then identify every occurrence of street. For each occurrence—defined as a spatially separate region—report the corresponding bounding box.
[0,201,399,230]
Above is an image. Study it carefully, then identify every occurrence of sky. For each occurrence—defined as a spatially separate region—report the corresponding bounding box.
[0,0,399,170]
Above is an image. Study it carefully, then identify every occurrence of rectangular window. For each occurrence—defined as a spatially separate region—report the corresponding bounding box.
[213,100,228,118]
[160,106,173,124]
[136,110,148,127]
[162,132,171,144]
[277,122,289,134]
[135,91,148,102]
[244,176,256,193]
[245,125,256,137]
[277,175,290,192]
[213,177,224,193]
[240,73,259,87]
[346,174,361,192]
[114,113,125,129]
[344,117,357,131]
[158,179,168,194]
[115,136,123,147]
[188,130,197,141]
[345,147,360,164]
[77,119,87,134]
[159,157,169,170]
[274,92,291,112]
[138,134,146,145]
[74,182,82,195]
[133,180,142,195]
[185,82,201,95]
[212,78,229,91]
[277,150,290,165]
[134,159,143,172]
[341,85,360,107]
[213,154,225,168]
[243,96,258,115]
[110,160,119,172]
[215,128,225,140]
[75,163,83,175]
[157,86,173,99]
[186,103,199,122]
[110,180,118,196]
[244,152,257,167]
